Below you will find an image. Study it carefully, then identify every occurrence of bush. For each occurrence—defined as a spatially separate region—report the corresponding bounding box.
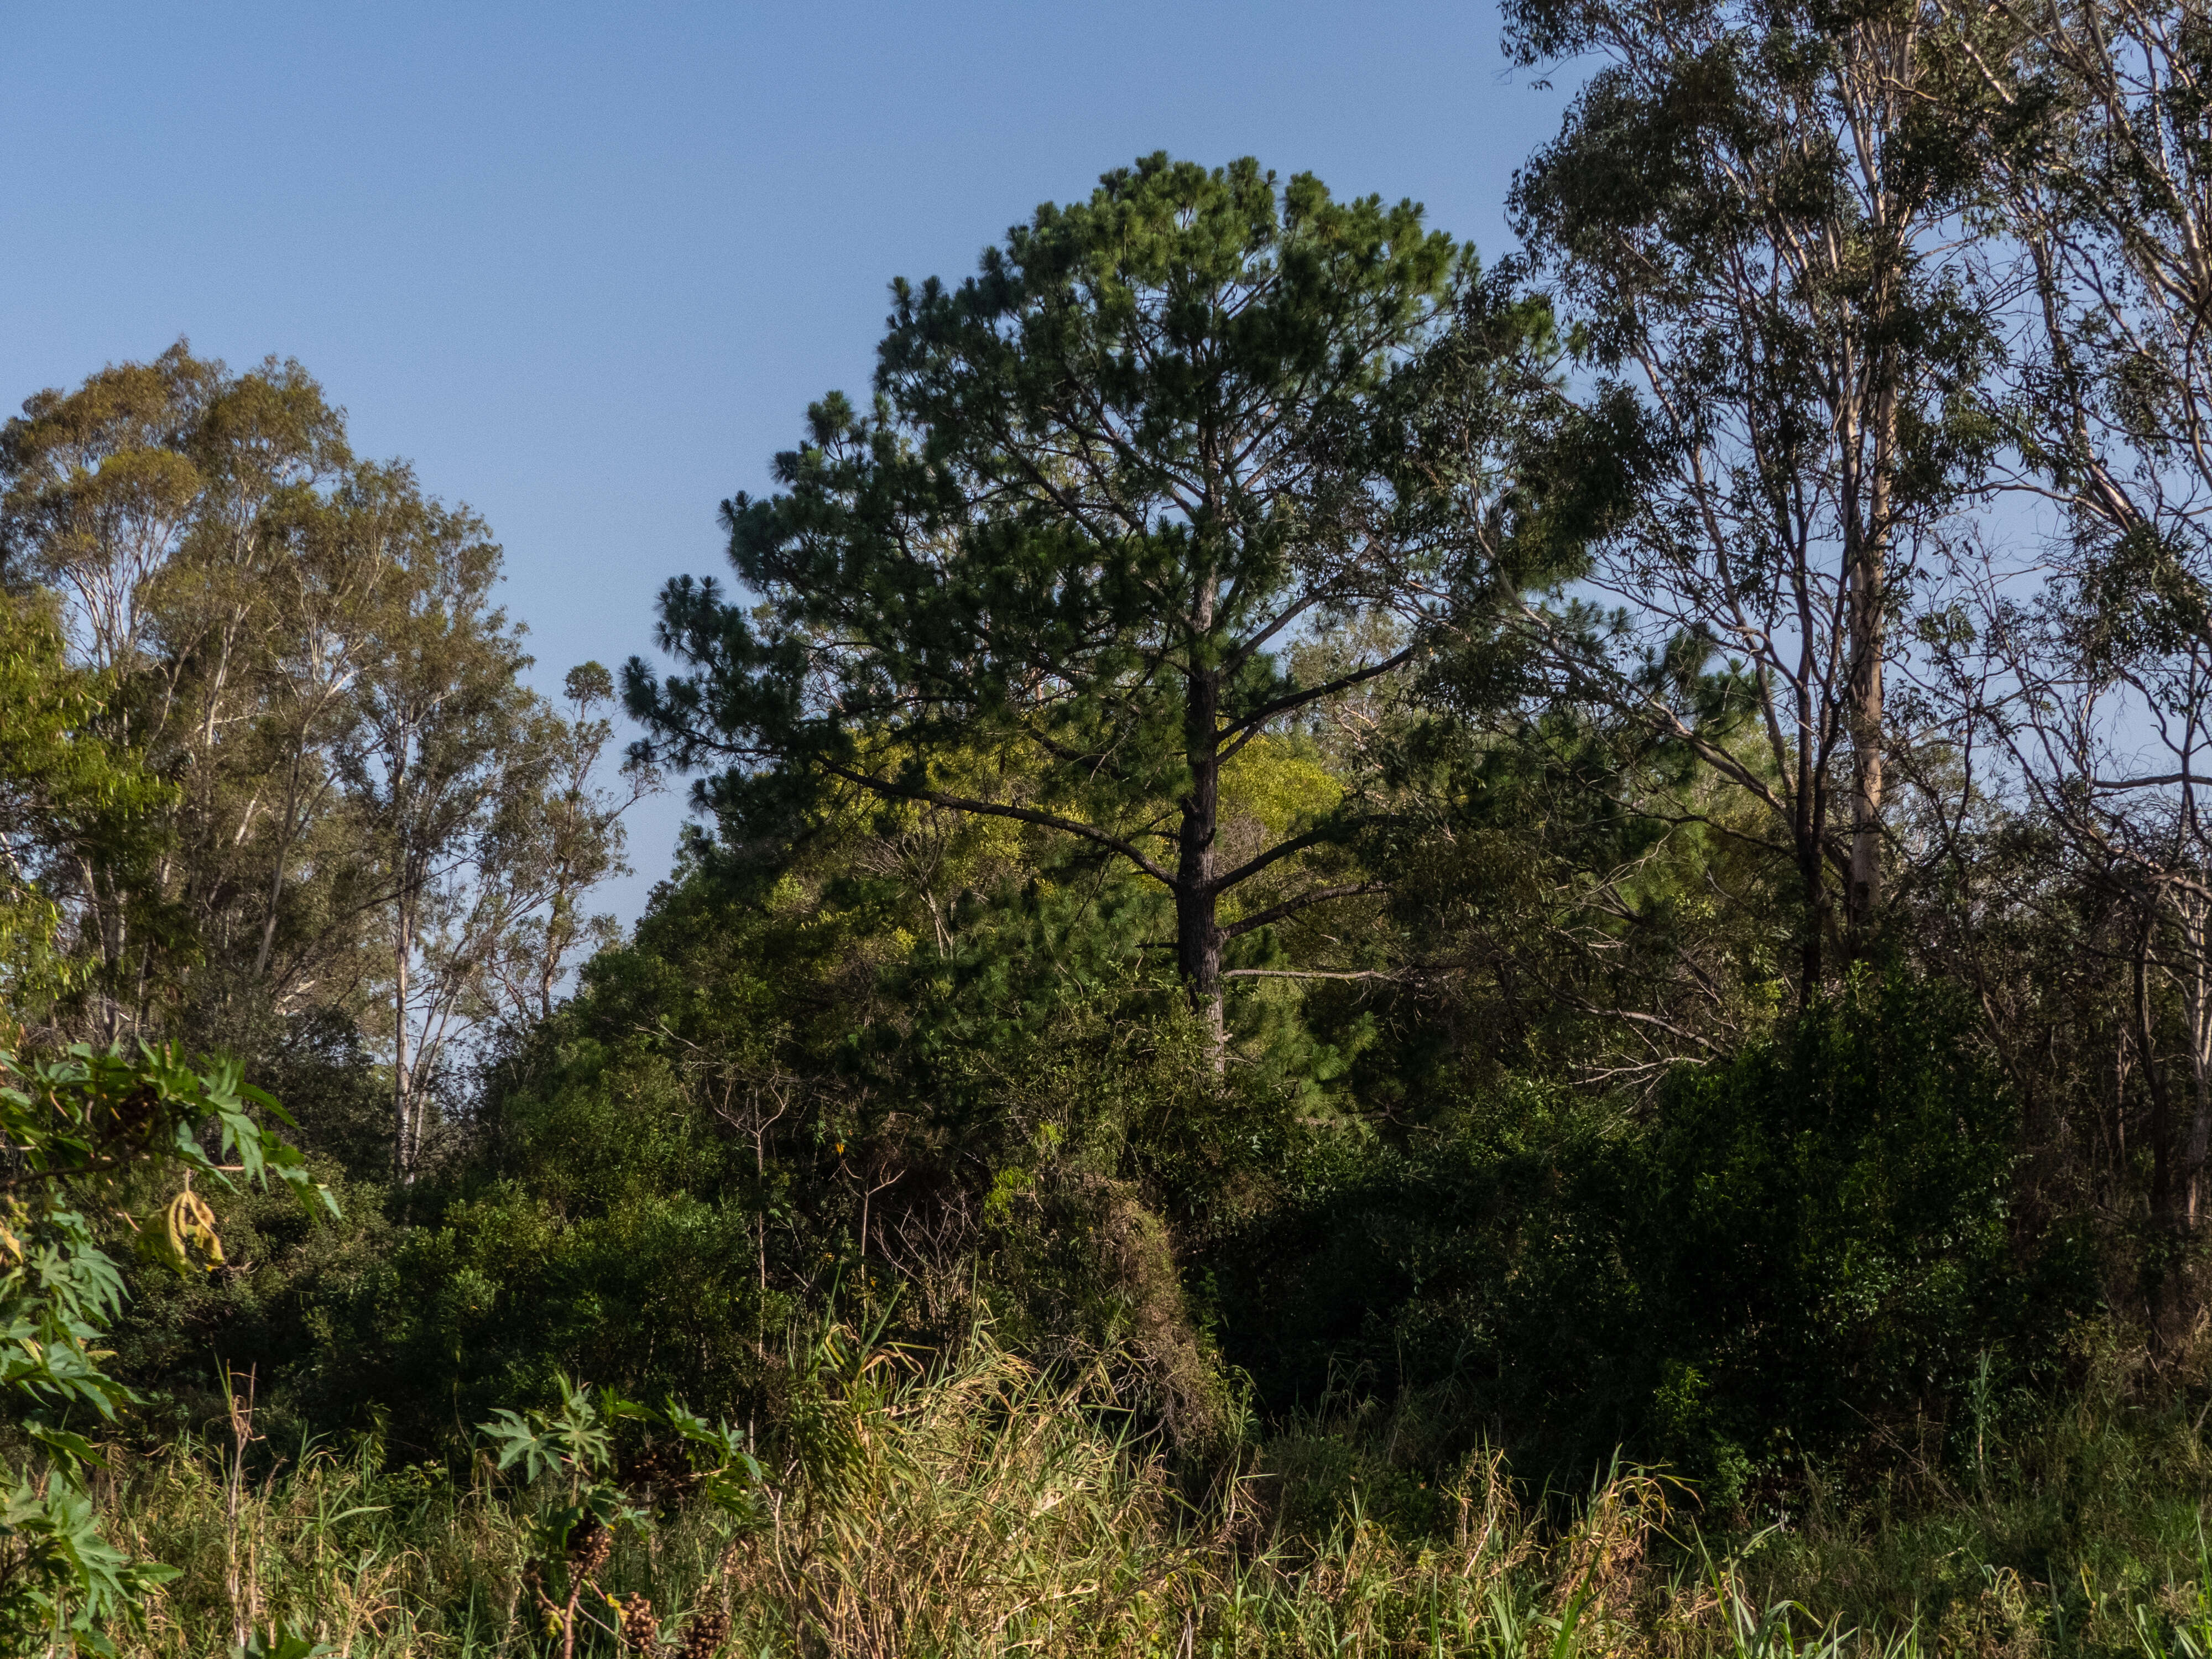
[0,1040,329,1651]
[1213,972,2100,1508]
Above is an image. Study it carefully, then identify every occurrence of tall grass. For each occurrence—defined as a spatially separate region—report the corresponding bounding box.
[78,1332,2212,1658]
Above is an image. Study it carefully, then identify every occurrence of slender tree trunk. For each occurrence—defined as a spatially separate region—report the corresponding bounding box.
[2185,917,2212,1230]
[392,750,420,1182]
[2136,902,2185,1233]
[252,752,307,983]
[393,886,414,1182]
[1845,375,1894,942]
[1178,664,1224,1061]
[1797,844,1826,1005]
[1175,523,1228,1061]
[536,888,568,1023]
[1845,566,1885,928]
[1794,703,1830,1005]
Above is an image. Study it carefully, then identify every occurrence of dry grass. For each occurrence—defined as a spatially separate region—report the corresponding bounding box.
[70,1335,2212,1658]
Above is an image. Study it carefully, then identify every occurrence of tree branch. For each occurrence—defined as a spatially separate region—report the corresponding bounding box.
[1221,881,1386,939]
[1208,822,1362,895]
[2093,773,2212,791]
[820,761,1178,887]
[1222,967,1397,980]
[1218,645,1421,762]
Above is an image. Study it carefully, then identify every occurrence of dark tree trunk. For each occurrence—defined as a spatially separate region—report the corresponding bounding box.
[2137,906,2188,1237]
[1796,728,1829,1006]
[1178,665,1224,1058]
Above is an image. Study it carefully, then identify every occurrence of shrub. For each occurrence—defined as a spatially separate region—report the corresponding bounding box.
[0,1040,329,1652]
[1214,972,2096,1507]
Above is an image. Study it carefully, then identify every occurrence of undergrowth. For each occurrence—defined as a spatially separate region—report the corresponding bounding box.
[75,1328,2212,1659]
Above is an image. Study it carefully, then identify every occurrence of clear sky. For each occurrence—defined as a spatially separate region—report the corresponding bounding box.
[2,1,1571,922]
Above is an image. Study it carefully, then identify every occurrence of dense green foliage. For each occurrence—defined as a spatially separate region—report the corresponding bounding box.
[1219,975,2091,1509]
[18,9,2212,1644]
[0,1041,328,1648]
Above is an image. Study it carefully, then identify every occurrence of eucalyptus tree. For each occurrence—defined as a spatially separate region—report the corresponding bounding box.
[1921,0,2212,1232]
[0,345,351,1029]
[0,348,653,1176]
[1507,0,2002,990]
[462,661,654,1033]
[335,475,541,1176]
[0,344,216,682]
[629,154,1564,1047]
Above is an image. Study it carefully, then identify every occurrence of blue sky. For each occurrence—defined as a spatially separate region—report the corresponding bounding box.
[2,2,1571,920]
